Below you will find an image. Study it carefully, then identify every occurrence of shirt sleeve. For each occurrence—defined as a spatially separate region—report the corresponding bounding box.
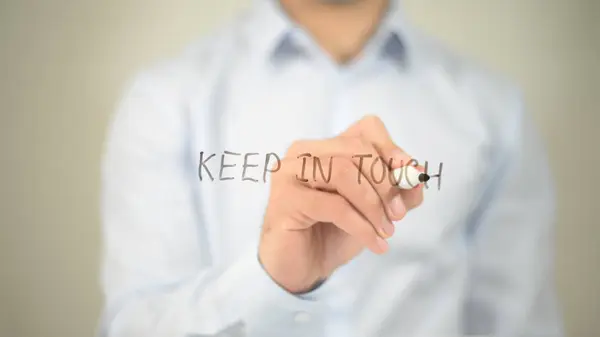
[462,94,564,337]
[98,70,327,337]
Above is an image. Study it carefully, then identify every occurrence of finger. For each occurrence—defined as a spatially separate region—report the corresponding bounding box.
[341,115,412,169]
[286,137,405,221]
[341,116,414,219]
[367,154,407,221]
[298,157,395,239]
[400,185,424,210]
[398,165,425,210]
[290,184,389,255]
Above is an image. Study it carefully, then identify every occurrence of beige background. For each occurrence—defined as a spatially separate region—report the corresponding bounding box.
[1,0,598,336]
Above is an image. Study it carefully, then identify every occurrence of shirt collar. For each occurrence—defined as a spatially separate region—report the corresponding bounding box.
[248,0,410,68]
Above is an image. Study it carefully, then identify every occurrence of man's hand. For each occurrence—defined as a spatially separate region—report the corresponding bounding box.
[258,115,425,294]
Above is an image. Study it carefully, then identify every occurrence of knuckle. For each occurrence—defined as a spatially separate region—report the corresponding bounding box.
[286,139,309,157]
[344,136,367,150]
[361,114,384,127]
[352,137,374,156]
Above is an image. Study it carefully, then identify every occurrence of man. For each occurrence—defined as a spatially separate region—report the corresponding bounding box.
[99,0,563,336]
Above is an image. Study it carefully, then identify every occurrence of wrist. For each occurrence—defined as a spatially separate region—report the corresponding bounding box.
[257,251,323,294]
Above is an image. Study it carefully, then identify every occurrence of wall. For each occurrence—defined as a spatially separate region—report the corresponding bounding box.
[1,1,598,336]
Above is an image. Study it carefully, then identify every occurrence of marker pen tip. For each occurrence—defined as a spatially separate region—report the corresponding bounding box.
[418,173,430,183]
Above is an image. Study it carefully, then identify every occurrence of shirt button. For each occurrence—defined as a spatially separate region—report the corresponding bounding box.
[294,311,311,323]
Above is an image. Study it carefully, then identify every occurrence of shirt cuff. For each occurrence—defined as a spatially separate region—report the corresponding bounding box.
[207,250,328,336]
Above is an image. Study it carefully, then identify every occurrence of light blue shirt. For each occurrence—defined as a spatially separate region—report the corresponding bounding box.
[99,1,563,336]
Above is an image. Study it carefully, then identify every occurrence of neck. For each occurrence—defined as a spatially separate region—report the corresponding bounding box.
[279,0,389,64]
